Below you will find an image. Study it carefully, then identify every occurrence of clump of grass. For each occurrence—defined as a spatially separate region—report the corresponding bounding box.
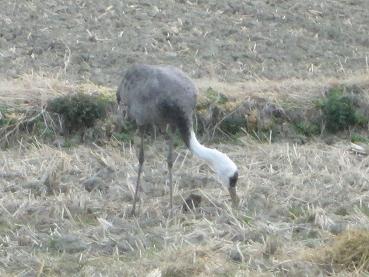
[48,93,111,133]
[318,230,369,272]
[318,86,367,132]
[196,87,241,138]
[0,106,17,127]
[197,87,253,138]
[162,246,233,277]
[0,105,53,147]
[250,129,271,143]
[196,87,228,111]
[289,206,307,220]
[351,133,369,144]
[219,115,247,135]
[31,118,55,139]
[204,87,228,105]
[294,121,320,137]
[113,120,136,143]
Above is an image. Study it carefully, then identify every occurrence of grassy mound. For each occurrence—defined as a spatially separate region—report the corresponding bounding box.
[47,93,111,133]
[1,74,369,148]
[318,86,368,132]
[317,230,369,273]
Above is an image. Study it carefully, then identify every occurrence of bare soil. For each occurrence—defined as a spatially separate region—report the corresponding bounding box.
[1,0,369,85]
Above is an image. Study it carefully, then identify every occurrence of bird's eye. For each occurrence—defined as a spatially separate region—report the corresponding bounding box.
[229,171,238,187]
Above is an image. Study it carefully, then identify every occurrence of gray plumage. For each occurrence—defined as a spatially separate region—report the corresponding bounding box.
[117,64,197,146]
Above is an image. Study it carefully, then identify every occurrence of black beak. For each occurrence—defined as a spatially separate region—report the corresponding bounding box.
[229,171,239,207]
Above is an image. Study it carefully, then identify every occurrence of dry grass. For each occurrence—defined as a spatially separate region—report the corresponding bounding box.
[0,74,116,146]
[2,72,369,147]
[0,73,116,108]
[2,72,369,108]
[0,73,73,109]
[197,73,369,109]
[1,131,369,275]
[1,75,369,275]
[315,230,369,273]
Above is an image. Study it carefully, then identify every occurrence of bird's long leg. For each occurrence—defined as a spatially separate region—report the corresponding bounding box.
[166,128,174,213]
[131,127,145,216]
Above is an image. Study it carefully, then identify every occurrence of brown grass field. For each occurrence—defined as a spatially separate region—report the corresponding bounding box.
[1,0,369,276]
[0,74,369,276]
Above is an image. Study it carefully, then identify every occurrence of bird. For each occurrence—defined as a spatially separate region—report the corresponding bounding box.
[116,64,240,216]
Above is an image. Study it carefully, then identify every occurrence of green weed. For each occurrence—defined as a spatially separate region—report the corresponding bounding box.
[294,121,320,137]
[318,86,367,132]
[113,120,136,143]
[351,133,369,144]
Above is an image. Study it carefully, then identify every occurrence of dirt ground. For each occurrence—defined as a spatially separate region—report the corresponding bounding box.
[1,0,369,85]
[1,0,369,276]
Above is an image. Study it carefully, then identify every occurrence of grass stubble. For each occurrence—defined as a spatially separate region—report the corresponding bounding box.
[1,74,369,276]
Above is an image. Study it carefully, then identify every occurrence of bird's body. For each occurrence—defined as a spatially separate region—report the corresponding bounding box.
[117,64,239,215]
[119,65,196,131]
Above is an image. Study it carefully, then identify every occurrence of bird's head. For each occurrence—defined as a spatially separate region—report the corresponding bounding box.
[213,154,240,207]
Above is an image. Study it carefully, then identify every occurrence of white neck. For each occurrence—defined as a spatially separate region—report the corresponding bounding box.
[189,131,237,184]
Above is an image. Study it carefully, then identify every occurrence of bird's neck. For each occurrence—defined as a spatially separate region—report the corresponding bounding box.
[189,131,236,177]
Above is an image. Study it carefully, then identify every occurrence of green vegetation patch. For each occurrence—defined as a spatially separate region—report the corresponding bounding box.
[3,82,369,148]
[197,87,227,111]
[219,115,247,135]
[317,86,368,132]
[294,121,320,137]
[351,133,369,144]
[113,120,136,143]
[196,87,250,139]
[48,93,113,134]
[0,106,17,127]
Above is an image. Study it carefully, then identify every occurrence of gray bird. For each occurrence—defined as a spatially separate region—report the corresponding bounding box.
[117,64,239,216]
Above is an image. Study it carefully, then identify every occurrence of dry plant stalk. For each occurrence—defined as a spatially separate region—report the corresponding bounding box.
[351,143,369,155]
